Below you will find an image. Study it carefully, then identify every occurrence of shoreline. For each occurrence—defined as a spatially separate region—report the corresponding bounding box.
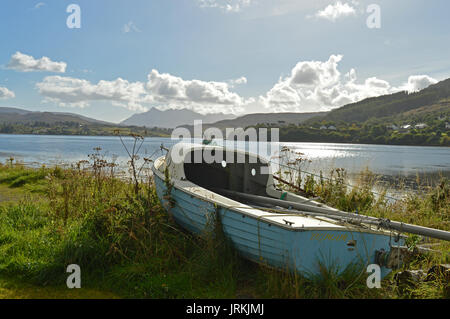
[0,132,449,148]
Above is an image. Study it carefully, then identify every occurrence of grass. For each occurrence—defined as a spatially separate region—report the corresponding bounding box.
[0,149,449,299]
[0,277,119,299]
[0,185,25,204]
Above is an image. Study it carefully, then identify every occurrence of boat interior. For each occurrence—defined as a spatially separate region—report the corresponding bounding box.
[183,149,274,202]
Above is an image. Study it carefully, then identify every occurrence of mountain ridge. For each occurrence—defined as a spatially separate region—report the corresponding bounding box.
[0,107,111,125]
[193,111,329,131]
[120,108,236,128]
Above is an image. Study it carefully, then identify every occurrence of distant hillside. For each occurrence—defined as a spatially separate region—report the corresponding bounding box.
[0,107,31,115]
[0,107,110,125]
[309,78,450,123]
[121,108,236,128]
[208,112,328,129]
[181,111,328,134]
[0,107,170,137]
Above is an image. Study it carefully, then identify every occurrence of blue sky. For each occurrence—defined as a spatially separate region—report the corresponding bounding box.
[0,0,449,123]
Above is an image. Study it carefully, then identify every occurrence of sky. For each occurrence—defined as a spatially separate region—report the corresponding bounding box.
[0,0,449,123]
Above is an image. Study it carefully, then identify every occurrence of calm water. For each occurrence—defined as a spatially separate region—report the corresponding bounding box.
[0,134,449,190]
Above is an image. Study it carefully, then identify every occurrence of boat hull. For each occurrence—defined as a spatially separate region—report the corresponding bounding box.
[154,171,402,279]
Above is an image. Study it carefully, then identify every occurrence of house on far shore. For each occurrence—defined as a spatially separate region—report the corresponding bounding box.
[320,125,337,130]
[414,123,428,129]
[446,122,450,129]
[320,125,337,131]
[399,124,411,132]
[386,124,399,130]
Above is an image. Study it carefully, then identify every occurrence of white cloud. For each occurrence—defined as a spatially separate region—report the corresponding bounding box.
[36,76,149,111]
[197,0,253,12]
[398,75,438,93]
[259,55,437,113]
[34,2,46,9]
[196,1,358,19]
[0,87,15,100]
[146,69,250,114]
[7,52,66,73]
[36,71,252,114]
[229,76,247,87]
[261,55,354,112]
[122,21,141,33]
[315,1,357,21]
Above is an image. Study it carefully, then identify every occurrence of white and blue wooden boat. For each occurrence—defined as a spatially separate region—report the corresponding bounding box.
[152,143,448,279]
